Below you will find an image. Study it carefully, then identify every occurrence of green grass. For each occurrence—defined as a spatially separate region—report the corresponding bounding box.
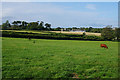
[2,37,118,79]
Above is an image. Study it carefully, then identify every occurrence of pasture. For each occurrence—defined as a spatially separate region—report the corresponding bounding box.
[2,37,118,79]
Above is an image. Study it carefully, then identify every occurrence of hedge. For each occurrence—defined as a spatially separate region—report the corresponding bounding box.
[1,31,104,41]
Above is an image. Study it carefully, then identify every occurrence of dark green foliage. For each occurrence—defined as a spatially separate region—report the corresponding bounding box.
[2,20,11,30]
[80,27,85,31]
[101,25,115,40]
[12,21,17,26]
[40,21,44,27]
[28,22,39,30]
[90,28,103,33]
[72,27,77,29]
[21,21,28,29]
[53,27,61,31]
[16,21,22,25]
[2,20,51,31]
[2,20,103,33]
[45,23,51,30]
[11,21,22,30]
[83,32,86,36]
[37,21,45,30]
[88,27,92,32]
[115,28,120,41]
[85,27,102,33]
[2,31,104,41]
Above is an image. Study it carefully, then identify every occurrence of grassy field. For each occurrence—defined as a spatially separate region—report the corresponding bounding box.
[2,37,118,79]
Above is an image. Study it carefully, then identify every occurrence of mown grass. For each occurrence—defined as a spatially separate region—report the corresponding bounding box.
[2,37,118,79]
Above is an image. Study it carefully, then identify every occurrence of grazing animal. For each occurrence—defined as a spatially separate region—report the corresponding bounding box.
[100,44,108,49]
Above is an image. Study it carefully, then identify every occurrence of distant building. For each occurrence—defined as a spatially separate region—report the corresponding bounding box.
[64,28,66,31]
[112,27,117,30]
[70,29,86,32]
[61,28,63,32]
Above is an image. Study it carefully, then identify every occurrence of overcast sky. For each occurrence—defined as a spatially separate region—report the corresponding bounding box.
[2,2,118,28]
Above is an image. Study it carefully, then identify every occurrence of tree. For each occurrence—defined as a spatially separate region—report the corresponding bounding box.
[12,21,20,29]
[80,27,85,31]
[2,20,11,30]
[28,22,39,30]
[12,21,18,26]
[72,27,77,29]
[85,28,89,32]
[16,21,21,25]
[37,21,44,30]
[83,32,86,36]
[101,25,115,40]
[40,21,44,27]
[22,21,28,29]
[115,27,120,41]
[45,23,51,30]
[88,27,92,32]
[56,27,61,31]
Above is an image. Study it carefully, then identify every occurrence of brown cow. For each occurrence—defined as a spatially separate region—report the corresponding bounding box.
[100,44,108,49]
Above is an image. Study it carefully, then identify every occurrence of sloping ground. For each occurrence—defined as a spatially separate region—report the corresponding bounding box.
[50,31,101,36]
[2,37,118,79]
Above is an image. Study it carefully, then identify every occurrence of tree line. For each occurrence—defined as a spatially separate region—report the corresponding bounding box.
[101,25,120,41]
[53,27,103,33]
[1,20,102,33]
[2,20,51,30]
[1,20,120,41]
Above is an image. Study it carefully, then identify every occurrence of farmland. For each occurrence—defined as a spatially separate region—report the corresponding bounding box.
[1,30,101,36]
[2,30,103,41]
[50,31,101,36]
[2,37,118,79]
